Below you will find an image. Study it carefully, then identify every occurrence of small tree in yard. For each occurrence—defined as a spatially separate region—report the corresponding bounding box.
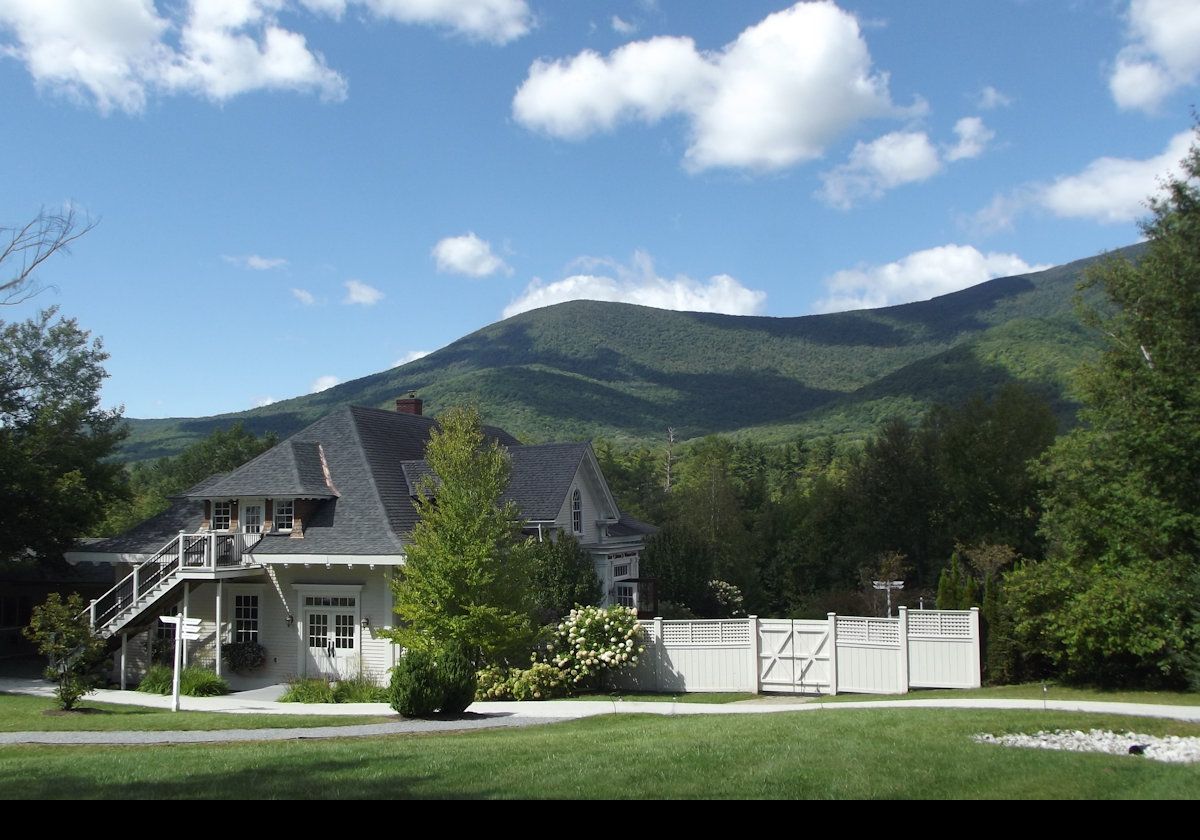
[388,405,534,663]
[23,592,108,710]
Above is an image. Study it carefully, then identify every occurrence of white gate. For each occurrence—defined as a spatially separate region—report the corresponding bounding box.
[757,618,834,695]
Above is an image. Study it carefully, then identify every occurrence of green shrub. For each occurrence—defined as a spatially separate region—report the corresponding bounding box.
[390,650,441,716]
[474,663,568,701]
[436,647,478,714]
[332,673,388,703]
[23,592,108,710]
[280,677,336,703]
[179,666,228,697]
[475,665,515,700]
[138,665,228,696]
[137,664,174,695]
[510,662,568,701]
[223,641,267,674]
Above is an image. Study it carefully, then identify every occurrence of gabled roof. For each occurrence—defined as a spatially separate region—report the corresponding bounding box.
[178,440,337,499]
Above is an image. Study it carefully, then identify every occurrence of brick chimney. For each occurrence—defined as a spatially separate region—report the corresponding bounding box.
[395,392,423,415]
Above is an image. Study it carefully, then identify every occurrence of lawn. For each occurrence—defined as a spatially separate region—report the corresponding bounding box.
[1,709,1197,798]
[813,683,1200,706]
[0,694,391,732]
[560,691,759,704]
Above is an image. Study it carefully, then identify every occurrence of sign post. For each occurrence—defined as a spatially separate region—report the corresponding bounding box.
[159,615,202,711]
[872,579,905,618]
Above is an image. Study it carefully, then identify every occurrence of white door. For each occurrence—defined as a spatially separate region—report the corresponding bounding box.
[304,609,358,679]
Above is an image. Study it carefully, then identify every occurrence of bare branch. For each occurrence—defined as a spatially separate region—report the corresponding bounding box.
[1,208,98,304]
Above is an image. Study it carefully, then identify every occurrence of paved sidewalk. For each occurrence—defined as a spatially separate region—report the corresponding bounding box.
[4,675,1199,745]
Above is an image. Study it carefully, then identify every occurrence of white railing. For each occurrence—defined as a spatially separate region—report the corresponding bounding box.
[86,532,262,633]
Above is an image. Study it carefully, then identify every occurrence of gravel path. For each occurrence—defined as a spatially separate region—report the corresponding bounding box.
[974,729,1200,764]
[0,714,570,745]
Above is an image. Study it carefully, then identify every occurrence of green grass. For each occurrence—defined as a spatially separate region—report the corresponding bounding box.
[559,691,759,704]
[813,683,1200,706]
[0,709,1196,799]
[0,694,390,732]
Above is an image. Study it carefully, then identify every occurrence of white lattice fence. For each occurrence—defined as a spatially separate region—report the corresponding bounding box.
[609,608,980,695]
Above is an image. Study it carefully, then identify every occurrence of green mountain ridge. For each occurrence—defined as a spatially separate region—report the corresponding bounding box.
[121,244,1141,460]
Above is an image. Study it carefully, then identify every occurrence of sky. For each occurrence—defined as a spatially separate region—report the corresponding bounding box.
[1,0,1198,419]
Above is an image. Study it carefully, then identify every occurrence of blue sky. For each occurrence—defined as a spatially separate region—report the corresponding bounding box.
[1,0,1197,418]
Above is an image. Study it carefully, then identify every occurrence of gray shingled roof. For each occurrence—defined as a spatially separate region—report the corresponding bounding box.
[178,440,337,499]
[398,443,589,522]
[77,405,641,560]
[78,500,205,555]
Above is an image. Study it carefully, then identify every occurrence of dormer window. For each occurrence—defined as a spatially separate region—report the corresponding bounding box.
[212,501,231,531]
[571,489,582,535]
[275,499,294,532]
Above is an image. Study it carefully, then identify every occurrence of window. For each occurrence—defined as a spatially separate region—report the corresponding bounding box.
[242,504,262,534]
[234,594,259,642]
[304,595,356,607]
[211,501,231,531]
[614,563,630,578]
[615,583,636,609]
[274,499,294,531]
[571,489,582,534]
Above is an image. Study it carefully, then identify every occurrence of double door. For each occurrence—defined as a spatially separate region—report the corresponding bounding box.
[304,607,357,680]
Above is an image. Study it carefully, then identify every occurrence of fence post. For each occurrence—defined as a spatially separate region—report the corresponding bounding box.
[89,599,97,629]
[969,606,982,688]
[653,616,663,693]
[747,616,760,694]
[827,612,838,696]
[897,606,910,694]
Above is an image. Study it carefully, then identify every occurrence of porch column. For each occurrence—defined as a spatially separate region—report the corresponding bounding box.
[215,579,224,678]
[120,633,128,691]
[182,582,191,667]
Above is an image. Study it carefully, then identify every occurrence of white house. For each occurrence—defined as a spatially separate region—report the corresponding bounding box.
[66,397,656,689]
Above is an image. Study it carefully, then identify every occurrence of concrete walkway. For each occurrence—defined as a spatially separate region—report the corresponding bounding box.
[3,676,1199,745]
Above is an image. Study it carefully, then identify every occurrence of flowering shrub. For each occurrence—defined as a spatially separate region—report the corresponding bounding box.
[548,605,644,687]
[708,579,746,618]
[474,663,568,701]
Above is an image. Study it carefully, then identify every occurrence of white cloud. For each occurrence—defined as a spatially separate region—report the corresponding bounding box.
[945,116,994,162]
[1109,0,1200,112]
[814,245,1050,313]
[431,233,511,277]
[503,250,766,318]
[611,15,636,35]
[352,0,531,44]
[393,350,431,366]
[977,85,1012,110]
[290,287,316,305]
[0,0,346,113]
[224,253,288,270]
[343,279,384,305]
[513,2,915,172]
[820,118,995,208]
[1037,130,1192,224]
[310,374,339,393]
[0,0,531,113]
[254,396,277,407]
[819,131,942,209]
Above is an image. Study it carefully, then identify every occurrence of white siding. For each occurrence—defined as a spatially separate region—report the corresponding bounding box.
[111,567,400,689]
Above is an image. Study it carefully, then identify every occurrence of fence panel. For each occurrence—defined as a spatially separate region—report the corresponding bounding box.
[758,619,833,695]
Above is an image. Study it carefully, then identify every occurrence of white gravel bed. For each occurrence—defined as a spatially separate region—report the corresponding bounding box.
[974,729,1200,764]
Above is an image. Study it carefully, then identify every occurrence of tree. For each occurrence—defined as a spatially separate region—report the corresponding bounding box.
[388,405,534,663]
[1007,129,1200,686]
[0,308,127,563]
[527,533,601,625]
[2,208,96,305]
[23,592,108,710]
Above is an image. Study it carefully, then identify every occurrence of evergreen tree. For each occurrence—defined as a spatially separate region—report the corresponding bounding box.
[1008,130,1200,686]
[388,405,534,663]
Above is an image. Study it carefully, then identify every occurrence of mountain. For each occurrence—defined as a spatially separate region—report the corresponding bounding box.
[121,244,1141,460]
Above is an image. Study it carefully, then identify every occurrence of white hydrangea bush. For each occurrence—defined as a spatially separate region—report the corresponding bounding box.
[547,605,646,686]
